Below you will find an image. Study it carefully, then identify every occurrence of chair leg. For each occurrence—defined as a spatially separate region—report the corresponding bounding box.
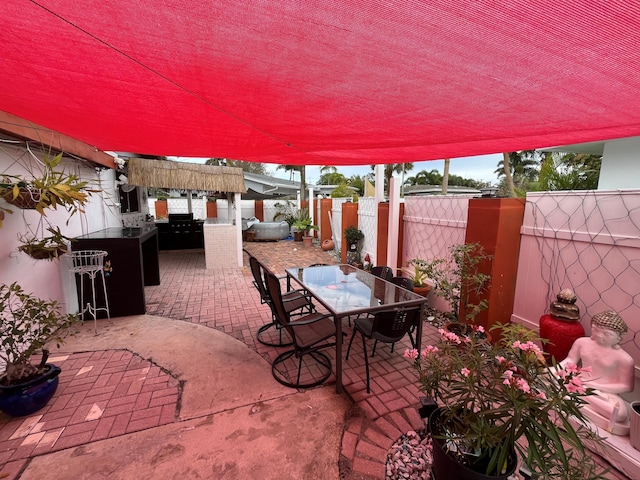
[362,333,370,394]
[346,327,359,360]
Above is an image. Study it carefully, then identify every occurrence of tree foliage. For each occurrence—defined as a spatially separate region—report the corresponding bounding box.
[538,152,601,191]
[205,158,267,175]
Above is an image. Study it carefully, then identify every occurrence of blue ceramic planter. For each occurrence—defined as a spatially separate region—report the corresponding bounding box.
[0,364,61,417]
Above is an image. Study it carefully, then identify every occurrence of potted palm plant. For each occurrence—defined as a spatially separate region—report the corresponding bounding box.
[405,323,606,479]
[0,282,77,416]
[292,209,318,246]
[406,258,432,297]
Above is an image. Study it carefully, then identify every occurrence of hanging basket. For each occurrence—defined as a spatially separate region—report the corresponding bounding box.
[18,243,68,260]
[0,187,42,210]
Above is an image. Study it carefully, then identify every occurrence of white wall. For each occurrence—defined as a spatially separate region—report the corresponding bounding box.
[0,142,120,312]
[598,136,640,189]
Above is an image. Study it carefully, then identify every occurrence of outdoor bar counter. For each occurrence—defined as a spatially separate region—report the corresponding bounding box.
[203,218,239,268]
[72,225,160,317]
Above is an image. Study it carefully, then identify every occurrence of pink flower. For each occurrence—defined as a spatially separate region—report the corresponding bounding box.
[566,376,586,394]
[495,355,506,364]
[516,378,531,393]
[566,379,586,394]
[564,363,579,374]
[461,367,471,377]
[421,345,439,358]
[439,329,461,344]
[502,369,514,379]
[473,325,485,333]
[403,349,419,359]
[535,391,547,400]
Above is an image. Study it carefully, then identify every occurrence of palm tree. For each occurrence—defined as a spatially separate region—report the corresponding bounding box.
[277,164,306,201]
[495,151,540,196]
[371,163,414,196]
[442,158,450,194]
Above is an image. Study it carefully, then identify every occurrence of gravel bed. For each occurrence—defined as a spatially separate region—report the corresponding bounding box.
[385,430,432,480]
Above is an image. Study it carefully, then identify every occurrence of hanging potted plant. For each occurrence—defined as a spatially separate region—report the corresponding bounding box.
[405,323,606,479]
[18,226,73,260]
[0,282,77,416]
[0,150,97,218]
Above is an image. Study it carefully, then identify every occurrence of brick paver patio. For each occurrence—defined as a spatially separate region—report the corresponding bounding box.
[0,240,625,479]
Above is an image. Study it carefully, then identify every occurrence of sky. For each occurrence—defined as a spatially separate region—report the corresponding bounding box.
[171,153,504,186]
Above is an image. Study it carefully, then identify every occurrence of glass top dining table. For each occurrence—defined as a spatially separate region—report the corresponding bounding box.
[285,264,428,394]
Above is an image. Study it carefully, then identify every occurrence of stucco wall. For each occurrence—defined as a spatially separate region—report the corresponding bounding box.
[0,142,120,313]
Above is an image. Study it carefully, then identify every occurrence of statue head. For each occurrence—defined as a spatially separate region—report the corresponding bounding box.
[591,310,628,347]
[556,288,577,304]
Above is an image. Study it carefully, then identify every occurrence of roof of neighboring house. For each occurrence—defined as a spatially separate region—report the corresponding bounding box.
[403,185,481,196]
[243,172,340,199]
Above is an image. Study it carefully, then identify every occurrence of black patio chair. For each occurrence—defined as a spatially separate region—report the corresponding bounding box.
[371,266,394,281]
[390,276,414,291]
[249,255,313,347]
[345,306,421,393]
[265,270,338,389]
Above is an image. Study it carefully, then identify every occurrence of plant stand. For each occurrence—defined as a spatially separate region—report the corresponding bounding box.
[69,250,110,334]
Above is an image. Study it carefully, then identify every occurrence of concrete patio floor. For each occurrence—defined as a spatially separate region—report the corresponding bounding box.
[0,240,630,479]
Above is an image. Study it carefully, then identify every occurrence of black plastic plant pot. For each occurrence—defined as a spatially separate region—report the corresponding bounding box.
[429,408,517,480]
[0,364,61,416]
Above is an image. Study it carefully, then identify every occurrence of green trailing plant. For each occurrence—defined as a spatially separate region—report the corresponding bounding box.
[423,242,492,323]
[0,282,77,385]
[405,323,606,479]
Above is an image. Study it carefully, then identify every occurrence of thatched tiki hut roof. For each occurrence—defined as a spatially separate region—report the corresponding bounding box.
[127,158,246,193]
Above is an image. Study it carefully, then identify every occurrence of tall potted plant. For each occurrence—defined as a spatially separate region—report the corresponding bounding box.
[344,226,364,267]
[0,282,77,416]
[423,242,492,332]
[405,323,606,479]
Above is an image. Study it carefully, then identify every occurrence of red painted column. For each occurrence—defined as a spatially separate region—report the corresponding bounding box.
[254,200,264,221]
[464,198,525,333]
[341,202,359,264]
[206,201,217,218]
[155,200,168,219]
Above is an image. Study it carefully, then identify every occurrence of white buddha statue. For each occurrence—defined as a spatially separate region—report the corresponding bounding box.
[560,310,635,435]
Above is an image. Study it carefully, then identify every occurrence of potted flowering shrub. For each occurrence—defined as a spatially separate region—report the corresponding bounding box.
[405,323,605,479]
[0,282,77,416]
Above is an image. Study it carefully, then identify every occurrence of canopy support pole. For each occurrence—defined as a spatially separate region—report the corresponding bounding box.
[386,177,400,272]
[235,192,243,267]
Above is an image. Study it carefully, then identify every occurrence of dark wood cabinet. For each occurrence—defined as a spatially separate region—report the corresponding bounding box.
[72,226,160,318]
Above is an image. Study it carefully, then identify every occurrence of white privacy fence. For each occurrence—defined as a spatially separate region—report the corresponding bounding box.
[358,197,378,264]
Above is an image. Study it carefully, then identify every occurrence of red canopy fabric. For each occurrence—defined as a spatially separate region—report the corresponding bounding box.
[1,1,639,165]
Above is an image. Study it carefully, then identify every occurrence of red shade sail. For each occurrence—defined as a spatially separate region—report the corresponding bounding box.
[1,1,639,165]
